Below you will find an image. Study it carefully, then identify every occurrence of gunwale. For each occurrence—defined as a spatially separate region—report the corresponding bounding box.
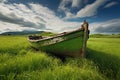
[28,29,84,42]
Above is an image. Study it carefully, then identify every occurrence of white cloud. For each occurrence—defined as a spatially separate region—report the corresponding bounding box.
[89,19,120,34]
[58,0,71,11]
[72,0,82,8]
[58,0,78,18]
[104,1,118,8]
[58,0,108,18]
[0,3,44,28]
[76,0,108,18]
[0,2,83,34]
[58,0,72,17]
[0,0,7,3]
[1,1,119,34]
[66,11,74,17]
[72,0,88,8]
[58,0,88,18]
[0,21,25,34]
[0,22,39,34]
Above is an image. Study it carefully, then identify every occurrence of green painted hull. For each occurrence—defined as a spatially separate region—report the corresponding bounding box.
[29,30,86,57]
[41,37,84,57]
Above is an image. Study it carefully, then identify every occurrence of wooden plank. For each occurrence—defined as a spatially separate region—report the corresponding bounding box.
[81,20,89,57]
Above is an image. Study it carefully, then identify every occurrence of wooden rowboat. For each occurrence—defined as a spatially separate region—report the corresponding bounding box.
[28,20,89,57]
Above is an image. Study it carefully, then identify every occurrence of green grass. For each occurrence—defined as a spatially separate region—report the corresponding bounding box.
[87,38,120,80]
[0,36,30,55]
[0,35,120,80]
[39,32,57,36]
[90,34,120,38]
[0,35,106,80]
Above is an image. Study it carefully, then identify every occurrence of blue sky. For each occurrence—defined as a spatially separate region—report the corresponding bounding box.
[0,0,120,34]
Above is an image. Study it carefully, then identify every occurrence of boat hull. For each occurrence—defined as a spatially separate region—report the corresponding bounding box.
[29,20,89,57]
[41,37,84,57]
[29,31,85,57]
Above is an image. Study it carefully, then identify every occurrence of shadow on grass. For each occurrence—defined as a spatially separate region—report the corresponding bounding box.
[86,48,120,80]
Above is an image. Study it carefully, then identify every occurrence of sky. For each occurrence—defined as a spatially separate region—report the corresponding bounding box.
[0,0,120,34]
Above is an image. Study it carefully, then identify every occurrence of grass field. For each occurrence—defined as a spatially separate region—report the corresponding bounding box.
[0,35,120,80]
[87,38,120,80]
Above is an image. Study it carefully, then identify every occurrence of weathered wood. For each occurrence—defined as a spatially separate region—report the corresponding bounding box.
[81,20,89,57]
